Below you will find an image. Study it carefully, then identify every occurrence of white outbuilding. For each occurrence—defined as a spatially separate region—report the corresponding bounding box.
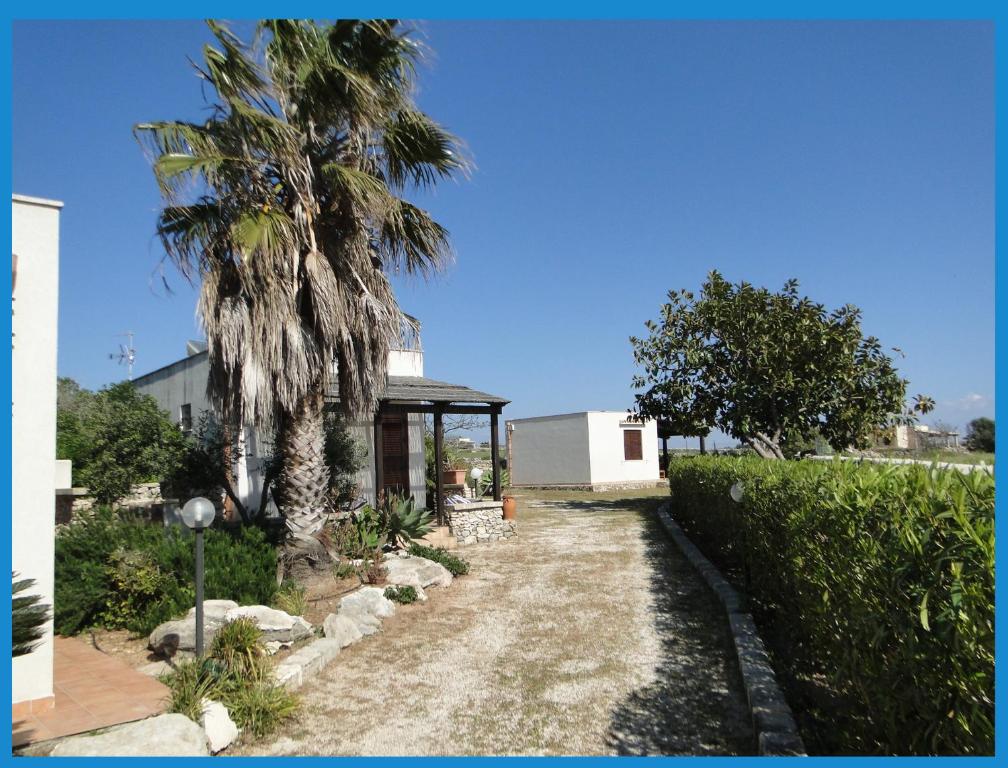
[506,411,662,490]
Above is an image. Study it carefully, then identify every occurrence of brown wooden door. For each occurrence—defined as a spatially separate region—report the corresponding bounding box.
[381,413,410,497]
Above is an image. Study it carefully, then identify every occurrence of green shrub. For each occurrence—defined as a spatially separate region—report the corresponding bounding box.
[408,543,469,576]
[98,548,173,630]
[272,582,309,618]
[211,617,267,679]
[160,659,218,722]
[162,627,298,740]
[384,585,418,604]
[666,456,994,755]
[218,675,299,739]
[54,509,277,636]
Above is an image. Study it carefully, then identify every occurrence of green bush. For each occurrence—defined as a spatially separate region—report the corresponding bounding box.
[384,585,418,604]
[272,583,308,617]
[54,509,277,636]
[666,456,994,755]
[162,620,298,740]
[408,543,470,576]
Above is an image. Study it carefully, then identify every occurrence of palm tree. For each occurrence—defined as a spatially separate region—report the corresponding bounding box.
[136,20,466,553]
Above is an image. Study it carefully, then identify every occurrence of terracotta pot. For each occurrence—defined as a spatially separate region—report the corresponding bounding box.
[442,469,467,486]
[502,495,517,520]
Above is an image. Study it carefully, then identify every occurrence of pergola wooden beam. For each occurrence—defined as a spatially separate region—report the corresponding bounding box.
[433,405,445,526]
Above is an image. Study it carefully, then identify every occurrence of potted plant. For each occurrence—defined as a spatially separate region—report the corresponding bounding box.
[441,448,468,487]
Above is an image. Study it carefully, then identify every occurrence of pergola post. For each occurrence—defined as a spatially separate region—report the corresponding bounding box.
[433,405,445,526]
[373,409,384,504]
[490,406,502,501]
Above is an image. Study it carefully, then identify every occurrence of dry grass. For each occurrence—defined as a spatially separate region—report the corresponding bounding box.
[236,491,752,756]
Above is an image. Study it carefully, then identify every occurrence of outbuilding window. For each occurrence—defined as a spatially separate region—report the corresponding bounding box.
[623,428,643,460]
[180,403,192,434]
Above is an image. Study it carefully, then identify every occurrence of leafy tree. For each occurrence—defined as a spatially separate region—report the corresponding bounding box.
[965,417,994,453]
[12,573,50,657]
[136,20,466,556]
[631,271,908,459]
[56,380,189,504]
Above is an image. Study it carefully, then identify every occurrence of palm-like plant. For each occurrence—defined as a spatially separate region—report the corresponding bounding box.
[136,20,466,553]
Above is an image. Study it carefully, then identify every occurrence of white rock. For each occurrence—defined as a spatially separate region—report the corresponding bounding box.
[383,556,453,591]
[274,664,302,690]
[185,599,238,623]
[200,699,239,754]
[138,660,173,677]
[323,614,364,647]
[223,605,313,643]
[341,609,380,636]
[339,586,395,619]
[49,714,209,756]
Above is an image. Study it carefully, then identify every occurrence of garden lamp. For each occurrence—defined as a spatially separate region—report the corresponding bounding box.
[181,496,215,656]
[470,466,483,498]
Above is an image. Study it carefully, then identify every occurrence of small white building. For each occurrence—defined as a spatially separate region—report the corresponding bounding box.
[507,411,662,490]
[12,194,62,715]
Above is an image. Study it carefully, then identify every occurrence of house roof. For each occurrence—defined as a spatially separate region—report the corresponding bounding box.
[326,375,509,406]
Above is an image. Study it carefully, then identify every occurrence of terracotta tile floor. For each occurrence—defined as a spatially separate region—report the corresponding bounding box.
[12,636,169,748]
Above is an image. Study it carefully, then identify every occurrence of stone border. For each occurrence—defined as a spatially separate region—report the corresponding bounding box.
[655,502,806,757]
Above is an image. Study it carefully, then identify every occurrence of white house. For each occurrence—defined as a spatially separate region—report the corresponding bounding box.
[133,323,509,524]
[507,411,662,490]
[12,194,62,716]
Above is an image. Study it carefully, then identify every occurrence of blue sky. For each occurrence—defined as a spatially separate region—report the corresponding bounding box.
[12,19,994,445]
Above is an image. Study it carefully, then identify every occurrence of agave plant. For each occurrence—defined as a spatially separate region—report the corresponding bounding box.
[380,494,433,547]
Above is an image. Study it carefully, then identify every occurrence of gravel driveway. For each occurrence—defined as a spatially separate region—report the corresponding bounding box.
[243,493,753,756]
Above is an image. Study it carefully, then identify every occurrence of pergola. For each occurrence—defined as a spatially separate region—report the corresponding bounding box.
[367,376,509,526]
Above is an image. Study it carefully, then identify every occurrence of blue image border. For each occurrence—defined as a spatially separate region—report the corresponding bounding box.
[0,1,1002,764]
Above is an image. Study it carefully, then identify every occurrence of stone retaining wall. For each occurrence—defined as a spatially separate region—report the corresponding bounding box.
[446,500,517,545]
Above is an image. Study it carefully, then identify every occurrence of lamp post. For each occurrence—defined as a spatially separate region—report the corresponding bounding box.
[180,496,216,657]
[728,482,748,592]
[470,466,484,499]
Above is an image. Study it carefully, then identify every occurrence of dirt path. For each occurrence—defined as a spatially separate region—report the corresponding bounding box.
[241,493,753,756]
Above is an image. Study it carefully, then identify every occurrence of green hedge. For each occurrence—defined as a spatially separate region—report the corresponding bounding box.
[55,509,277,636]
[666,456,993,755]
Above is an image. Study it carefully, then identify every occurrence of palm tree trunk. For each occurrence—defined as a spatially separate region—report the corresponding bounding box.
[276,388,331,552]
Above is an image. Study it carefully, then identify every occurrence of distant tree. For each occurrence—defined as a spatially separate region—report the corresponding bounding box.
[56,380,189,504]
[965,417,994,453]
[631,271,908,459]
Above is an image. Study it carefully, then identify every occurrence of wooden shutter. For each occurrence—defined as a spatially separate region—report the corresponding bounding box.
[623,429,643,460]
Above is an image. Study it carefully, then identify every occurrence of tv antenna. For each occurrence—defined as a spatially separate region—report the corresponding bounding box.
[109,331,137,381]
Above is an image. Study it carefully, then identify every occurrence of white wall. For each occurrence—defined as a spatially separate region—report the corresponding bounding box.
[586,412,660,484]
[132,351,212,429]
[12,194,62,706]
[508,413,591,486]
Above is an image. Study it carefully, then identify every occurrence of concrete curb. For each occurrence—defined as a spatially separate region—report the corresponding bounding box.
[655,502,807,757]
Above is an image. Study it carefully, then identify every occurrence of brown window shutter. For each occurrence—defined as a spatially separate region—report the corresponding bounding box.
[623,429,643,460]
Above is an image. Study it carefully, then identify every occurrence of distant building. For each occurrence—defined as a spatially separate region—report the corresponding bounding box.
[506,411,662,490]
[877,424,960,451]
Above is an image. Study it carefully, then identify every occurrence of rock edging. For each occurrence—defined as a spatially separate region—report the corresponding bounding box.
[655,501,806,757]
